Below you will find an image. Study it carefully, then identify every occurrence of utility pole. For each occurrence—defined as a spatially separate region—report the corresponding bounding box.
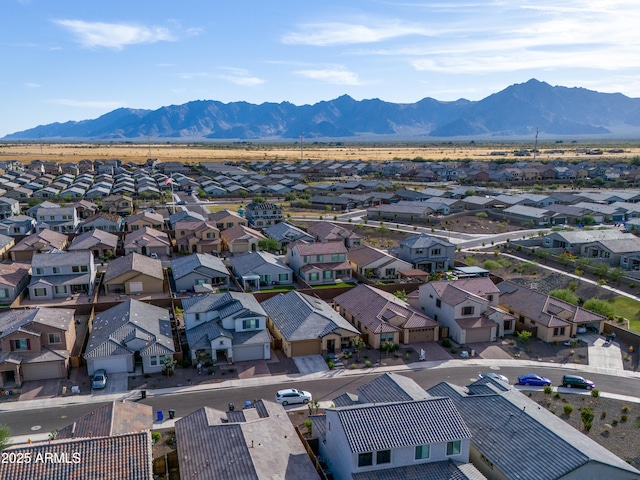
[300,132,304,162]
[533,128,539,162]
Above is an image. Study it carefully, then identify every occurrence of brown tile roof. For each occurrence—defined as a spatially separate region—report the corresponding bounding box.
[221,224,265,243]
[124,226,171,248]
[0,262,29,286]
[1,431,153,479]
[103,252,163,283]
[10,230,68,252]
[56,401,153,439]
[307,221,362,242]
[290,240,347,255]
[335,284,437,334]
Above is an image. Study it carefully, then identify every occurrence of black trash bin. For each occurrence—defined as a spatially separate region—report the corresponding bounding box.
[169,409,175,419]
[141,390,146,399]
[228,403,235,411]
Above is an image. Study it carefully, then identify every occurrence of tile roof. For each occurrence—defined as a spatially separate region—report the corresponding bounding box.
[1,431,153,480]
[124,226,170,248]
[332,398,471,453]
[68,229,118,251]
[289,240,347,255]
[335,285,437,334]
[261,291,359,341]
[85,299,174,359]
[182,292,266,319]
[351,460,486,480]
[0,262,29,287]
[307,221,362,242]
[103,253,163,283]
[228,251,292,277]
[220,224,265,243]
[355,372,432,404]
[56,401,153,439]
[171,253,229,280]
[400,234,454,249]
[427,380,640,480]
[0,307,74,340]
[262,221,313,243]
[175,401,319,480]
[11,229,68,252]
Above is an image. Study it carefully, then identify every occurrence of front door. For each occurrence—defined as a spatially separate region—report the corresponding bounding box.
[327,339,335,353]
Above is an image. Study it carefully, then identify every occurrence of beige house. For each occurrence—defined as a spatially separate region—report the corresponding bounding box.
[9,229,69,262]
[123,226,171,256]
[101,194,134,215]
[0,307,76,387]
[221,224,265,254]
[261,291,360,357]
[174,220,221,254]
[335,284,439,348]
[125,211,165,232]
[102,253,164,295]
[208,209,247,231]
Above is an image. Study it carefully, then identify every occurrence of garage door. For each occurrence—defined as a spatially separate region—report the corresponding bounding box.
[22,362,63,382]
[233,344,264,362]
[90,356,130,375]
[465,327,492,344]
[408,328,435,343]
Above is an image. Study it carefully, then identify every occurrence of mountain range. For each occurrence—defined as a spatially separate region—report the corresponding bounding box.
[6,79,640,141]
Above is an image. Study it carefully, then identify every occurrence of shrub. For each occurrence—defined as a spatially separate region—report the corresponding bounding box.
[442,338,452,348]
[450,348,458,354]
[328,361,335,370]
[350,364,357,369]
[591,389,600,398]
[151,432,162,444]
[563,405,573,415]
[613,419,619,426]
[365,360,372,368]
[304,419,312,435]
[516,330,532,344]
[621,414,628,422]
[601,411,607,419]
[622,405,631,413]
[544,386,553,395]
[554,393,561,399]
[580,407,594,432]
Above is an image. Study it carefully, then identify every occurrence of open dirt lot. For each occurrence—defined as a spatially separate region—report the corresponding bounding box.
[2,142,640,164]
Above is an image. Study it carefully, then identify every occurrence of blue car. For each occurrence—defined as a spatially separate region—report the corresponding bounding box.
[517,374,552,387]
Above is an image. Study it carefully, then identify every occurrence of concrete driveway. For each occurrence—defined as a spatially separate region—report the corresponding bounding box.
[293,355,329,374]
[583,334,624,372]
[92,372,128,396]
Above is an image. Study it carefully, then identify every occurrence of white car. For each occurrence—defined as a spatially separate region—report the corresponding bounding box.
[275,388,312,406]
[478,372,509,383]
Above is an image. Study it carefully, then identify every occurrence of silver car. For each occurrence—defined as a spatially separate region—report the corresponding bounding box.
[274,388,312,406]
[92,369,107,389]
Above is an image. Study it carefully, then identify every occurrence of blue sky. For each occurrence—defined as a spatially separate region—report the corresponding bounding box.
[2,0,639,137]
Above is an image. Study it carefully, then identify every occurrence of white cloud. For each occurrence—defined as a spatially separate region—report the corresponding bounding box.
[217,68,264,86]
[24,82,41,89]
[54,19,175,50]
[50,99,124,109]
[294,67,361,85]
[283,21,429,46]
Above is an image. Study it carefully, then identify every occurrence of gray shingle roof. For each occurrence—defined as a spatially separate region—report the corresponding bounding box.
[171,253,229,280]
[68,228,118,251]
[103,252,163,283]
[229,250,291,277]
[182,292,266,319]
[333,398,471,453]
[261,291,359,341]
[400,234,454,249]
[356,372,431,404]
[427,380,640,480]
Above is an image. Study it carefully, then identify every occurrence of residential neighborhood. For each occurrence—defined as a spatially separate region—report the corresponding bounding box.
[0,156,638,480]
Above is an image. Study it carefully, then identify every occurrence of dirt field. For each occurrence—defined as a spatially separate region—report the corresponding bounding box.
[2,141,640,164]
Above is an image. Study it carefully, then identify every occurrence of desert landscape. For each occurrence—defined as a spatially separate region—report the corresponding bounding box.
[1,141,640,164]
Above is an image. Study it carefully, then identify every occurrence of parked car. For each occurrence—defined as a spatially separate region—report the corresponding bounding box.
[177,200,186,205]
[576,326,587,334]
[561,374,595,389]
[479,372,509,383]
[149,252,158,259]
[274,388,312,406]
[92,369,107,389]
[517,374,552,387]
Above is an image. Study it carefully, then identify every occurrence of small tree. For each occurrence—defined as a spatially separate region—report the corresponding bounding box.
[580,407,595,432]
[381,341,399,357]
[162,356,177,377]
[352,336,366,361]
[516,330,532,344]
[253,196,266,204]
[393,290,407,301]
[258,237,280,253]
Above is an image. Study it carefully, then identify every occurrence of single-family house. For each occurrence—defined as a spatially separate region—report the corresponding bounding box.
[307,221,363,249]
[175,401,319,480]
[0,215,36,236]
[67,229,119,258]
[171,253,230,293]
[0,262,30,304]
[497,280,607,342]
[10,229,69,262]
[221,224,265,254]
[228,250,293,290]
[335,285,439,348]
[391,234,455,273]
[126,211,165,231]
[174,220,222,255]
[262,291,360,356]
[419,278,515,344]
[80,212,124,233]
[244,201,284,228]
[0,197,20,219]
[84,299,174,375]
[542,229,632,255]
[32,206,79,234]
[123,227,171,257]
[208,209,247,231]
[183,292,270,363]
[101,194,134,215]
[262,222,314,250]
[428,378,640,480]
[0,307,76,387]
[28,250,96,300]
[102,253,164,295]
[347,245,412,280]
[286,241,351,285]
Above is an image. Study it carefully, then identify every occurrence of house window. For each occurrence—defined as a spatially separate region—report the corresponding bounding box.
[35,268,44,275]
[206,232,215,239]
[54,285,67,295]
[447,440,461,456]
[226,222,234,228]
[385,268,395,276]
[196,279,206,285]
[376,450,391,465]
[48,333,61,344]
[415,444,430,460]
[503,320,512,331]
[317,255,324,262]
[195,313,201,321]
[309,272,319,281]
[415,249,423,254]
[278,273,288,282]
[331,254,340,262]
[243,318,259,330]
[436,261,445,269]
[0,289,8,299]
[303,256,310,263]
[436,299,441,308]
[358,452,373,467]
[462,306,474,316]
[11,339,30,350]
[487,295,494,301]
[553,327,566,336]
[380,332,394,343]
[72,266,80,273]
[34,288,47,297]
[150,356,159,366]
[431,248,441,256]
[80,265,88,273]
[323,271,332,280]
[49,216,55,221]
